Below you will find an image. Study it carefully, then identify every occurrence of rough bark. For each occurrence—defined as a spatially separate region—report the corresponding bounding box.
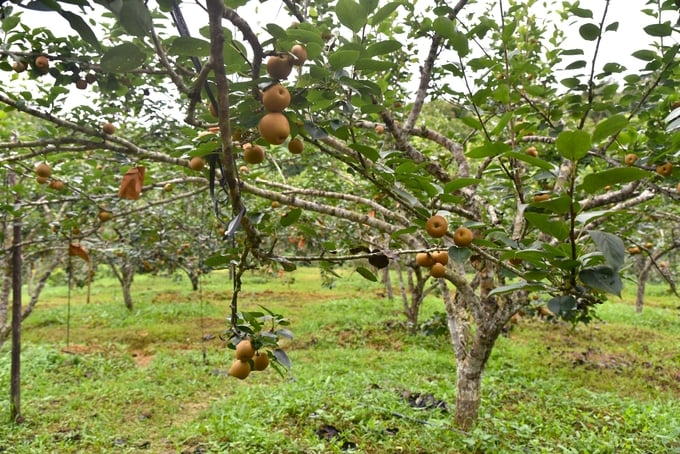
[10,171,22,423]
[635,255,650,313]
[382,266,394,300]
[108,259,136,311]
[441,260,526,429]
[402,268,427,332]
[121,263,135,311]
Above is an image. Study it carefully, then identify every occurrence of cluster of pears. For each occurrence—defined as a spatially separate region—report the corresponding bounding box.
[229,338,270,380]
[14,55,53,76]
[416,249,449,278]
[34,162,65,190]
[256,44,308,158]
[624,152,673,177]
[424,214,474,247]
[418,214,476,277]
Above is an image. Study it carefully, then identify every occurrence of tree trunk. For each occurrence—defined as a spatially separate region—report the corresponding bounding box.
[455,363,482,430]
[634,255,649,313]
[382,266,394,300]
[121,263,135,311]
[635,268,649,313]
[10,169,23,423]
[107,259,136,311]
[441,266,521,430]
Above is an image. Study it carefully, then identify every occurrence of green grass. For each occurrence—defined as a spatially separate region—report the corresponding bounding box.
[1,268,679,453]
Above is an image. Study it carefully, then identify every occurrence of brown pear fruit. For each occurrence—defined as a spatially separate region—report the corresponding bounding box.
[624,153,638,166]
[253,351,270,371]
[425,215,448,238]
[266,54,294,80]
[243,144,266,164]
[453,226,474,247]
[432,250,449,265]
[35,162,52,178]
[235,339,255,361]
[229,360,251,379]
[415,252,435,267]
[102,123,116,134]
[258,112,290,145]
[291,44,308,65]
[262,83,291,112]
[288,138,304,154]
[35,55,49,74]
[189,156,206,171]
[430,262,447,278]
[656,162,673,177]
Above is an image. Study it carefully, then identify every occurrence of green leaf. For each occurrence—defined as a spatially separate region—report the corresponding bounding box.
[336,0,367,33]
[448,245,472,263]
[579,23,600,41]
[273,348,292,369]
[391,226,418,238]
[451,30,469,57]
[581,167,650,194]
[605,21,619,32]
[490,111,512,136]
[460,115,483,130]
[565,60,587,70]
[592,114,628,143]
[504,151,555,171]
[433,17,456,40]
[571,7,593,18]
[467,142,511,158]
[579,265,622,296]
[488,281,546,297]
[530,194,573,215]
[100,43,146,73]
[351,143,380,162]
[524,212,569,241]
[354,58,393,72]
[644,22,672,37]
[575,209,612,225]
[493,83,510,103]
[444,178,481,192]
[328,49,361,68]
[2,15,21,32]
[631,49,657,61]
[204,254,235,267]
[60,11,101,50]
[561,77,582,89]
[587,230,625,271]
[280,208,302,227]
[118,0,153,37]
[356,266,378,282]
[366,40,402,57]
[265,23,288,40]
[169,37,211,57]
[555,130,591,161]
[547,295,576,316]
[370,1,401,25]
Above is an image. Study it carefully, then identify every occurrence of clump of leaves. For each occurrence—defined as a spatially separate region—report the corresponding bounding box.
[225,306,293,376]
[418,312,449,337]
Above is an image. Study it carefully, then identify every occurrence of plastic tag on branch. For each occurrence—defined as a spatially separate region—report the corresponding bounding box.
[68,243,90,262]
[118,166,146,200]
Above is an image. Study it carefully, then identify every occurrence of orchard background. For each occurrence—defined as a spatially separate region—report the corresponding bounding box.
[1,0,680,448]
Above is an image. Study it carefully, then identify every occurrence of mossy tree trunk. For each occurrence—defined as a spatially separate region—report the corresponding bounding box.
[440,262,524,430]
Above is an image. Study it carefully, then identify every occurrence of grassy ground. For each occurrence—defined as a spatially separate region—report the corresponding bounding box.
[1,267,679,453]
